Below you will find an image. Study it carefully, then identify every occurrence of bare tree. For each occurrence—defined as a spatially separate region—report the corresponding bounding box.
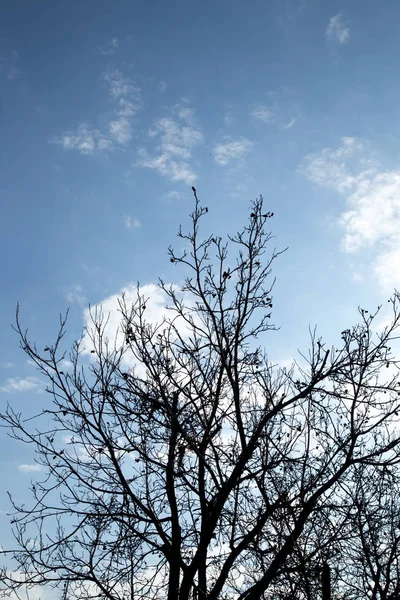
[334,463,400,600]
[2,190,400,600]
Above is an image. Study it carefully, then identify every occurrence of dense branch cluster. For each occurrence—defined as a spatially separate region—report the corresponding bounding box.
[2,191,400,600]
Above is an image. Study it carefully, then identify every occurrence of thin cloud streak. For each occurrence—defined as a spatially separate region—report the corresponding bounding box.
[283,118,296,129]
[251,106,274,123]
[0,376,44,393]
[18,464,44,473]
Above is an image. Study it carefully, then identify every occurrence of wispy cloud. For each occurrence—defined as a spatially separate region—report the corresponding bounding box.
[300,137,400,290]
[251,105,274,124]
[109,117,132,144]
[283,117,296,129]
[137,104,203,184]
[326,14,350,45]
[124,215,141,229]
[0,376,44,393]
[299,137,375,194]
[99,37,119,55]
[223,112,236,127]
[59,359,73,371]
[166,190,183,202]
[212,138,254,166]
[137,150,199,184]
[158,80,167,92]
[18,464,43,473]
[2,362,14,369]
[177,106,195,126]
[6,51,19,79]
[54,69,142,154]
[66,284,86,306]
[0,50,20,80]
[104,69,142,115]
[55,124,112,155]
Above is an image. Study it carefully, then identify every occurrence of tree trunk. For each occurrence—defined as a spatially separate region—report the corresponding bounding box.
[322,561,331,600]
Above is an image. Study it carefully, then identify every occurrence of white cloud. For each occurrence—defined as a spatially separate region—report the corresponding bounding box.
[178,107,195,126]
[81,283,197,378]
[0,376,44,393]
[116,98,137,117]
[137,150,198,184]
[251,105,274,123]
[104,70,142,138]
[212,138,254,166]
[340,172,400,252]
[109,117,132,144]
[54,69,142,155]
[99,37,119,55]
[300,137,400,291]
[124,215,141,229]
[2,362,14,369]
[105,69,135,100]
[283,117,296,129]
[1,576,62,600]
[106,71,141,114]
[372,247,400,291]
[300,137,375,193]
[166,190,182,202]
[137,106,203,185]
[18,464,43,473]
[59,359,73,370]
[149,116,203,150]
[326,13,350,45]
[55,123,112,155]
[158,80,167,92]
[66,284,86,306]
[82,284,168,349]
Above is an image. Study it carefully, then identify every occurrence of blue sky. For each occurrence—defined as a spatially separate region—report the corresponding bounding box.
[2,0,400,593]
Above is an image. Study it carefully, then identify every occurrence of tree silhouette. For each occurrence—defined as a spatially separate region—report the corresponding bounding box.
[334,463,400,600]
[2,190,400,600]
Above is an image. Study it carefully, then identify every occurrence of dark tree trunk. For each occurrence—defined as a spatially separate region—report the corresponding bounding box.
[322,561,331,600]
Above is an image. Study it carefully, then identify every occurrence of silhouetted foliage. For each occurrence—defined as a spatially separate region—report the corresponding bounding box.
[2,190,400,599]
